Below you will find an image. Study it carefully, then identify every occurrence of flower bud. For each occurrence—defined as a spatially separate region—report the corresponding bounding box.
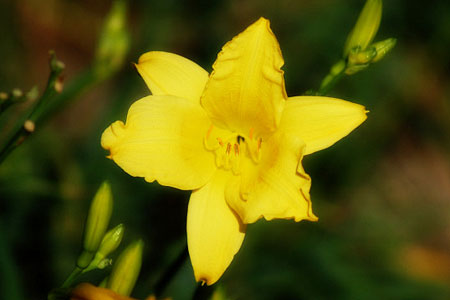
[84,224,125,271]
[348,47,377,65]
[371,37,397,63]
[77,181,113,268]
[98,224,125,259]
[94,0,130,78]
[107,240,144,296]
[344,0,382,56]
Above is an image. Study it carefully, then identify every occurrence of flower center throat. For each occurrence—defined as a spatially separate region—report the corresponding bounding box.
[204,125,262,174]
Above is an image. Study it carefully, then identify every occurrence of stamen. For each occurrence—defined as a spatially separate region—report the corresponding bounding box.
[249,128,254,140]
[206,124,214,139]
[226,143,232,154]
[257,138,262,151]
[217,137,224,147]
[234,143,240,155]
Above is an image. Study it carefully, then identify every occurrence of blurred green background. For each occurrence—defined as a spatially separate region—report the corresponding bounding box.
[1,0,449,299]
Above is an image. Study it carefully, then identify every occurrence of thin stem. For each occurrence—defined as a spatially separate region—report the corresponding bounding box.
[0,226,24,300]
[316,59,347,96]
[0,52,63,165]
[153,245,189,297]
[61,266,83,288]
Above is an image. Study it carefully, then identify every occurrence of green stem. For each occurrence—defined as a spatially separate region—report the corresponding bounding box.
[0,53,63,165]
[316,59,347,96]
[154,245,189,297]
[0,66,99,165]
[33,69,98,125]
[61,266,83,288]
[0,226,24,300]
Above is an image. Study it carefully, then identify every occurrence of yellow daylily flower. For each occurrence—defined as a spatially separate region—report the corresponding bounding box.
[101,17,367,285]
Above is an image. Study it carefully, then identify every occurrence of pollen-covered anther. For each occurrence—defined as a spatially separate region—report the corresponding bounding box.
[226,143,232,154]
[234,143,240,155]
[217,137,224,147]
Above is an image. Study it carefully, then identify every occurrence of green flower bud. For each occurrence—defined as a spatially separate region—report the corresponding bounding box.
[344,0,382,56]
[94,0,130,78]
[345,63,370,75]
[83,224,125,271]
[370,37,397,63]
[348,46,377,65]
[97,224,125,259]
[77,181,113,269]
[107,240,144,296]
[211,286,227,300]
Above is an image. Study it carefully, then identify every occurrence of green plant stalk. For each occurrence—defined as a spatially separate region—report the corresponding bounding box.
[0,68,99,165]
[316,59,347,96]
[0,53,64,164]
[0,227,25,300]
[34,68,98,125]
[61,266,83,288]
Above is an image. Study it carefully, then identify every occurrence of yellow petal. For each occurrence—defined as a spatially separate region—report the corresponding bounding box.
[101,95,215,190]
[136,51,209,102]
[71,283,136,300]
[225,132,317,224]
[201,17,286,138]
[282,96,367,155]
[187,170,246,285]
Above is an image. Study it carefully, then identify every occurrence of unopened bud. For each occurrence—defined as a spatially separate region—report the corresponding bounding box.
[23,120,35,133]
[55,77,64,93]
[371,37,397,63]
[49,50,65,72]
[344,0,382,56]
[348,47,377,65]
[12,88,23,98]
[211,286,227,300]
[26,86,39,101]
[94,0,130,78]
[98,224,124,259]
[0,92,8,101]
[84,224,125,271]
[107,240,144,296]
[77,181,113,268]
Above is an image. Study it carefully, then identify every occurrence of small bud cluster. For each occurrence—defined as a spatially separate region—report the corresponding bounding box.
[343,0,396,75]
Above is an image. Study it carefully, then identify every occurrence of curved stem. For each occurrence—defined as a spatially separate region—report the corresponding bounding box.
[153,245,189,297]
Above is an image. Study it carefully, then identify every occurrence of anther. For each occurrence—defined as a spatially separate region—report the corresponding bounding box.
[206,124,214,139]
[226,143,231,154]
[234,143,240,155]
[217,137,224,147]
[249,128,254,140]
[257,138,262,151]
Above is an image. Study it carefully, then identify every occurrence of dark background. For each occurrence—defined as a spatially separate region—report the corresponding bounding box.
[1,0,449,299]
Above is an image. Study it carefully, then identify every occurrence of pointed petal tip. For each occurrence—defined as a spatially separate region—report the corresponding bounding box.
[250,17,272,33]
[196,277,215,286]
[255,16,270,25]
